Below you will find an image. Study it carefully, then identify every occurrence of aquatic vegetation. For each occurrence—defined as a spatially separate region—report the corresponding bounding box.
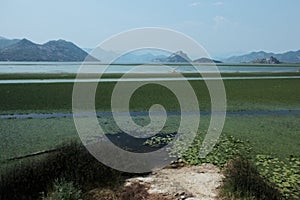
[255,155,300,199]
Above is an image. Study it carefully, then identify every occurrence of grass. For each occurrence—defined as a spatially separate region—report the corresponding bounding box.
[0,118,77,161]
[223,115,300,158]
[0,73,299,199]
[0,78,299,114]
[0,141,122,200]
[1,115,299,163]
[0,71,299,79]
[220,157,283,200]
[0,113,299,198]
[0,115,299,199]
[41,179,83,200]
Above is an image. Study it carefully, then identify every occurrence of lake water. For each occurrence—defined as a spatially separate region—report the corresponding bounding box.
[1,76,300,84]
[0,62,300,74]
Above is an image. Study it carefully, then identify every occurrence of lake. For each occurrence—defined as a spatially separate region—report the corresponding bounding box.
[0,62,300,74]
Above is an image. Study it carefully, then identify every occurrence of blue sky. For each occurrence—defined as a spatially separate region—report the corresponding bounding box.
[1,0,300,58]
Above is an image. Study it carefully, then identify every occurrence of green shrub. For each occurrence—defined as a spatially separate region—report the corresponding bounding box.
[42,179,82,200]
[0,141,121,200]
[221,157,283,200]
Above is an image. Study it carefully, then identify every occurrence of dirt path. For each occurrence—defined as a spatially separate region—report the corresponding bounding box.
[125,163,224,200]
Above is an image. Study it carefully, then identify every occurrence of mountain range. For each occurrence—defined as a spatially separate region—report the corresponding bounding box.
[152,51,222,63]
[1,36,299,63]
[84,48,219,64]
[224,50,300,64]
[0,37,96,62]
[0,37,20,50]
[113,52,168,64]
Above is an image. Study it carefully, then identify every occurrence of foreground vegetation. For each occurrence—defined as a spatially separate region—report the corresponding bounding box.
[0,114,299,199]
[181,132,300,199]
[0,141,122,200]
[0,77,299,114]
[0,74,299,199]
[0,130,299,199]
[1,115,299,162]
[0,71,299,80]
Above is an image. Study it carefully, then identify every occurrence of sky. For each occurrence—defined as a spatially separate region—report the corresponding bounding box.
[1,0,300,58]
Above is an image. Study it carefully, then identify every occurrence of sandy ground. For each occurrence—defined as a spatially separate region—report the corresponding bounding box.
[125,163,224,200]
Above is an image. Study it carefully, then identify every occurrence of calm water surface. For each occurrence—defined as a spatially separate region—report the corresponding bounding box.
[0,62,300,74]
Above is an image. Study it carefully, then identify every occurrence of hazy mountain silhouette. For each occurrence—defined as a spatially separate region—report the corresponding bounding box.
[224,50,300,63]
[0,38,97,61]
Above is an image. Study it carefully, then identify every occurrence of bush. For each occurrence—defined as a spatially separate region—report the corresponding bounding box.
[221,157,283,200]
[0,141,121,200]
[42,179,82,200]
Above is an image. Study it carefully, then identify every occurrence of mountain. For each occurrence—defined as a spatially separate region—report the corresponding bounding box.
[252,56,280,64]
[224,51,274,63]
[276,50,300,63]
[154,51,192,63]
[0,38,97,62]
[83,48,170,63]
[193,57,222,63]
[0,36,20,50]
[115,52,167,64]
[2,36,299,64]
[224,50,300,63]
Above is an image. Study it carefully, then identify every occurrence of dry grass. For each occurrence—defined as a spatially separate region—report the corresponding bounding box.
[220,157,282,200]
[85,181,173,200]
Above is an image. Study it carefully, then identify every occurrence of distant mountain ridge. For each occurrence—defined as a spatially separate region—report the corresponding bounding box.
[0,38,97,62]
[0,37,20,50]
[224,50,300,63]
[115,53,167,64]
[154,51,192,63]
[1,36,299,63]
[154,51,222,64]
[193,57,222,63]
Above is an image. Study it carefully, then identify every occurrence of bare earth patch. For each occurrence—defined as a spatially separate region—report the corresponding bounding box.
[125,163,224,200]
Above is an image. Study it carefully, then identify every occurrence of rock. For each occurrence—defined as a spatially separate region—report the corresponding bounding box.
[252,56,280,64]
